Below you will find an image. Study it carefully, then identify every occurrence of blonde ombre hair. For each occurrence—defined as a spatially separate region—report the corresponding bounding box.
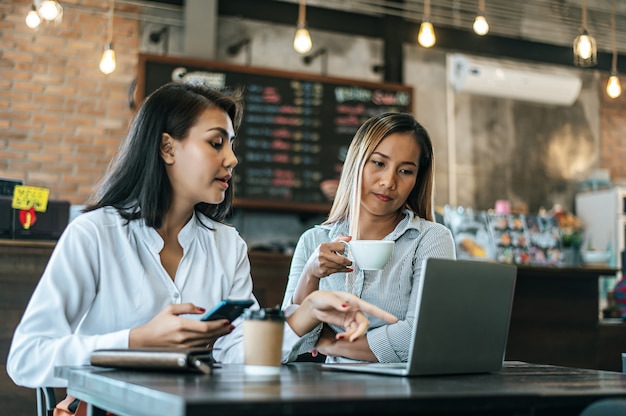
[324,112,435,239]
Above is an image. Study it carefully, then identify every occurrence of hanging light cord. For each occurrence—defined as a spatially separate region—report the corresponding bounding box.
[424,0,431,19]
[581,0,588,31]
[107,0,114,44]
[611,0,617,73]
[478,0,485,14]
[298,0,305,26]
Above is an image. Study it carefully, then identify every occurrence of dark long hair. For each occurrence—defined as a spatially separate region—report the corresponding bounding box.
[84,82,244,226]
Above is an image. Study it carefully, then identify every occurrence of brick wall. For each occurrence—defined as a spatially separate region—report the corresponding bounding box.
[600,74,626,182]
[0,0,140,204]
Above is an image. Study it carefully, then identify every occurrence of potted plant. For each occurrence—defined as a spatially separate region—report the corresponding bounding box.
[555,209,584,266]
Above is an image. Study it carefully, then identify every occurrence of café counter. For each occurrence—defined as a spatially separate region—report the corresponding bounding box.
[0,239,624,415]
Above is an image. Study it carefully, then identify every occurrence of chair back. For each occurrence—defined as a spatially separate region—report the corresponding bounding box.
[36,387,56,416]
[579,399,626,416]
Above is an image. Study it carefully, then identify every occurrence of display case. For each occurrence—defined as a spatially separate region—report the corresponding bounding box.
[575,187,626,313]
[575,187,626,271]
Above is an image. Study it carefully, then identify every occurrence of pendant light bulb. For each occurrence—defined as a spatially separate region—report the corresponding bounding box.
[25,5,42,29]
[418,20,436,48]
[573,0,597,67]
[293,0,312,54]
[575,33,593,60]
[38,0,60,21]
[607,74,622,99]
[607,0,620,98]
[293,25,312,54]
[573,30,597,67]
[100,0,116,74]
[473,14,489,36]
[99,43,116,75]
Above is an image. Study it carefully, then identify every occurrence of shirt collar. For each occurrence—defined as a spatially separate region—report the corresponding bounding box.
[131,210,206,253]
[321,209,423,241]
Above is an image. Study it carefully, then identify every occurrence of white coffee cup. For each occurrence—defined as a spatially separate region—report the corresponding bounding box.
[341,240,394,271]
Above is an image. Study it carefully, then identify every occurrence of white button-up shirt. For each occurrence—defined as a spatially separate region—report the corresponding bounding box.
[7,207,299,388]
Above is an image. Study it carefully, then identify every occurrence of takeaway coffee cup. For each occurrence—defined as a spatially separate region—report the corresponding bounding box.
[242,308,284,376]
[341,240,394,271]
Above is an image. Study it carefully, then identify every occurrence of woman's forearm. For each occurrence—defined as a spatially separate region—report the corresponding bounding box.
[292,272,320,304]
[286,296,318,336]
[321,336,378,362]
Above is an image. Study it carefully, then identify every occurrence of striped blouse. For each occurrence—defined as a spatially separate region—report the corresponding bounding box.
[282,209,456,363]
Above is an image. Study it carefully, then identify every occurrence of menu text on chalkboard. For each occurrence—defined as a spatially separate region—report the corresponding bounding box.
[138,54,413,213]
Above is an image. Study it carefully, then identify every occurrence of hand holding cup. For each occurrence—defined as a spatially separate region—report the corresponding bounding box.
[341,240,394,271]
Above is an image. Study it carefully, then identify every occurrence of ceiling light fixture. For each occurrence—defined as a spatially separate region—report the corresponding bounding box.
[37,0,63,22]
[99,0,116,75]
[303,47,328,75]
[25,4,42,29]
[227,37,252,66]
[25,0,63,29]
[607,0,621,98]
[149,26,170,55]
[293,0,312,54]
[607,74,622,99]
[418,0,436,48]
[473,0,489,36]
[227,38,250,56]
[573,0,597,67]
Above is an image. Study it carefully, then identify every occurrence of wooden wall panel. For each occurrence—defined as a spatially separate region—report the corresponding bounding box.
[0,241,54,416]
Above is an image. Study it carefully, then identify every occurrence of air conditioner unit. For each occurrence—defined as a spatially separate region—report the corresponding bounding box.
[447,53,582,106]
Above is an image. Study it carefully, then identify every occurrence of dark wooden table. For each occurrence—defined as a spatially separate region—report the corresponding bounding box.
[56,362,626,416]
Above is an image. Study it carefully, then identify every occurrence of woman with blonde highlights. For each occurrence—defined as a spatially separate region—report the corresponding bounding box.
[283,112,455,363]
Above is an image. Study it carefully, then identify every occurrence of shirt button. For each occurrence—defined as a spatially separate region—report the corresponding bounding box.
[173,292,180,299]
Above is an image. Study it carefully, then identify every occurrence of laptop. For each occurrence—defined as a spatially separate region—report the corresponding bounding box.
[322,258,517,376]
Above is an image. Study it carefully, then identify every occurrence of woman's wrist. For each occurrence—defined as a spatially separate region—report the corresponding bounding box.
[292,273,320,304]
[286,296,317,337]
[128,327,142,348]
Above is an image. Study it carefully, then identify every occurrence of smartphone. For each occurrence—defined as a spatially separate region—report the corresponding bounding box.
[200,299,254,322]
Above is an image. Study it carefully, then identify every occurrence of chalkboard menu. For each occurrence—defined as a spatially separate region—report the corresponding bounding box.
[137,54,413,213]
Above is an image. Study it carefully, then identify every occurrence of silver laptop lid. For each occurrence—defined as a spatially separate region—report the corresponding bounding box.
[321,258,517,376]
[406,258,517,375]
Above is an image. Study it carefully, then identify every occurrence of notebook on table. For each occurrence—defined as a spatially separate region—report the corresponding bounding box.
[322,258,517,376]
[90,348,216,374]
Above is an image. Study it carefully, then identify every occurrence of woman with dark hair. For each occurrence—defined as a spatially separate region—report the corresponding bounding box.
[283,112,455,363]
[7,83,396,391]
[84,82,242,225]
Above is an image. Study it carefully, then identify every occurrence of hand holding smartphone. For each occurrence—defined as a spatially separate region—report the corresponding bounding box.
[200,299,254,322]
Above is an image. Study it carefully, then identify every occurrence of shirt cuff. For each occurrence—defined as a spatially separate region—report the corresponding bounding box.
[95,329,132,349]
[283,303,298,318]
[366,326,402,363]
[281,304,302,362]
